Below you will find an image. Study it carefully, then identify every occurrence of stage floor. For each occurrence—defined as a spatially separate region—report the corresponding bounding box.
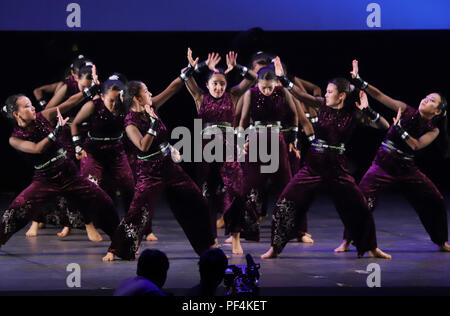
[1,194,450,295]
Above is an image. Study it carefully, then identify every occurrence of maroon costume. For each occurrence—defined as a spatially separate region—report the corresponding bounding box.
[343,105,448,245]
[80,98,135,210]
[0,113,119,246]
[197,92,245,237]
[107,110,215,260]
[241,86,294,241]
[269,103,377,255]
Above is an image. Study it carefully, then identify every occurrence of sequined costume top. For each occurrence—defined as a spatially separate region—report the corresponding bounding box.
[249,86,287,123]
[124,110,169,157]
[11,113,64,167]
[198,93,235,124]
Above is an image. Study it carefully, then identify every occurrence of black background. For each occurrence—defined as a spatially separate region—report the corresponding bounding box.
[0,29,449,193]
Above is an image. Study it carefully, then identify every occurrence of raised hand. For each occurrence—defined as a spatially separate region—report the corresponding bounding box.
[92,64,100,85]
[56,107,70,127]
[350,59,359,79]
[187,47,200,67]
[224,51,238,74]
[289,143,301,159]
[273,56,284,77]
[205,52,221,72]
[355,90,369,110]
[145,104,157,119]
[393,108,402,126]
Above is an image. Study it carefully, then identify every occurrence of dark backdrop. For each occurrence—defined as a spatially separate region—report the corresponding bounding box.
[1,29,449,194]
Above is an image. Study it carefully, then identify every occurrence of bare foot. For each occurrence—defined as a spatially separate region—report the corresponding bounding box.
[300,235,314,244]
[25,221,39,237]
[216,217,225,229]
[146,233,158,242]
[38,222,46,229]
[224,236,233,244]
[85,222,103,243]
[261,247,279,259]
[232,233,243,255]
[102,252,115,262]
[334,240,351,253]
[210,239,219,249]
[360,248,392,259]
[304,233,312,238]
[439,243,450,252]
[57,227,70,238]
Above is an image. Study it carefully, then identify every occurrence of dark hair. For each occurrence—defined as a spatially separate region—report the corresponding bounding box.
[102,73,128,114]
[198,248,228,288]
[257,66,277,81]
[71,55,92,74]
[137,249,169,289]
[206,68,227,83]
[3,94,26,123]
[328,77,359,111]
[78,65,93,80]
[249,51,274,70]
[433,93,449,157]
[122,80,144,110]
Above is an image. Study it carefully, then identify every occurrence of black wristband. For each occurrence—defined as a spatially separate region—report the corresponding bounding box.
[306,133,316,143]
[180,65,195,81]
[82,84,100,99]
[147,117,160,136]
[235,64,255,80]
[351,74,369,90]
[72,135,84,154]
[394,124,410,140]
[278,75,294,91]
[286,127,299,145]
[48,122,62,142]
[362,106,380,122]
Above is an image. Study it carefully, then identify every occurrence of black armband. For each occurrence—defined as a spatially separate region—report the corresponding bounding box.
[37,100,47,110]
[362,106,381,122]
[306,133,316,143]
[194,61,208,73]
[351,74,369,90]
[286,127,299,145]
[235,64,255,81]
[180,65,195,82]
[82,84,100,100]
[394,123,410,141]
[147,117,160,137]
[47,122,63,142]
[72,135,84,155]
[277,75,294,91]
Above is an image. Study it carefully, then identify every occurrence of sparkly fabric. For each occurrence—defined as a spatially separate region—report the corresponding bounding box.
[198,93,235,123]
[0,159,119,246]
[343,106,447,245]
[108,113,215,260]
[11,113,63,167]
[81,99,134,210]
[87,99,126,139]
[241,87,294,241]
[384,105,436,155]
[249,86,286,122]
[270,103,377,255]
[124,110,169,157]
[196,92,245,236]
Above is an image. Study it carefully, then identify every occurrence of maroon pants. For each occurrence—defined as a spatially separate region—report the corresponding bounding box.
[0,159,119,246]
[108,156,215,260]
[343,152,448,246]
[80,145,135,212]
[270,151,377,255]
[196,160,245,237]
